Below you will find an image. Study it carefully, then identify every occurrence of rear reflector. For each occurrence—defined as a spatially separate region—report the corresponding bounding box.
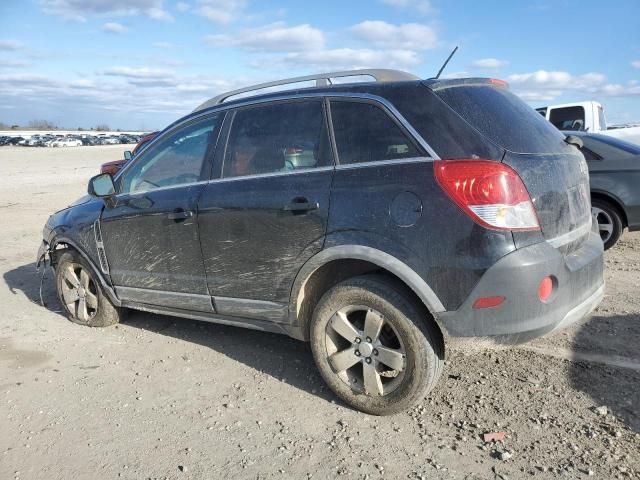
[473,296,506,309]
[538,276,554,302]
[434,160,540,231]
[490,78,509,88]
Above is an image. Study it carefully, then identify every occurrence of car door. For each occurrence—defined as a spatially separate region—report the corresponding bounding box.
[100,113,223,312]
[197,98,334,322]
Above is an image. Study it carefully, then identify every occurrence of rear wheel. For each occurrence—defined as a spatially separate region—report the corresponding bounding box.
[55,249,122,327]
[310,275,444,415]
[592,198,623,250]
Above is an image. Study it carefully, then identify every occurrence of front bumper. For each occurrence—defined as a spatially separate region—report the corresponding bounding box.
[438,231,604,344]
[36,240,49,271]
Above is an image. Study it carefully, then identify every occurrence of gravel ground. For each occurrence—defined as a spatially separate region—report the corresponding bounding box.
[0,145,638,480]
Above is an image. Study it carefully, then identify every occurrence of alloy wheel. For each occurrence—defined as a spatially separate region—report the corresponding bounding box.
[592,206,614,244]
[324,305,406,396]
[60,263,99,322]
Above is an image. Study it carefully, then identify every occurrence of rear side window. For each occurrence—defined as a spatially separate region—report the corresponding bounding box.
[330,100,421,165]
[434,85,568,154]
[223,100,332,178]
[549,106,586,131]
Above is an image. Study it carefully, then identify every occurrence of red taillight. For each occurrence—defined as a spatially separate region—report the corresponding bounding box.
[434,159,540,231]
[472,296,506,309]
[538,276,554,302]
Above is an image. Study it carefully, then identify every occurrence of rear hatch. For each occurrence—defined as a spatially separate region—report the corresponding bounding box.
[428,79,592,252]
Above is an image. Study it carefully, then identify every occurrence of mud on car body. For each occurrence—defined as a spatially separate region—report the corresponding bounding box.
[38,69,604,415]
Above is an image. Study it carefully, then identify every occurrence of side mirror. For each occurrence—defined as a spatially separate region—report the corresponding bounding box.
[564,135,584,149]
[124,150,133,161]
[88,173,116,197]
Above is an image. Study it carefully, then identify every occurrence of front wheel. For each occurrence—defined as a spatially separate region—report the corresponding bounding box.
[310,275,444,415]
[55,249,123,327]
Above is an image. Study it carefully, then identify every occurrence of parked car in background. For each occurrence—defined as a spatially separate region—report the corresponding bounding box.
[40,70,604,415]
[538,101,640,145]
[49,137,82,147]
[565,131,640,249]
[100,131,158,175]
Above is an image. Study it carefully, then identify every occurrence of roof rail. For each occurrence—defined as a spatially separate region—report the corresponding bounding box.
[193,69,420,112]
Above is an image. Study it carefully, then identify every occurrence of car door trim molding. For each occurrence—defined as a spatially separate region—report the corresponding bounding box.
[115,286,213,313]
[334,156,431,171]
[207,166,335,185]
[113,180,210,199]
[213,296,289,324]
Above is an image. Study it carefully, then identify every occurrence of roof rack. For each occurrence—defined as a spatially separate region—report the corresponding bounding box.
[193,68,420,112]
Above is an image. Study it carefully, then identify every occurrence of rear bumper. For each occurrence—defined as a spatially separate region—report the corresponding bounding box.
[437,231,604,344]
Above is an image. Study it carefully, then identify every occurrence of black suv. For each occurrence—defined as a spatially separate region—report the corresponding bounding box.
[38,69,604,415]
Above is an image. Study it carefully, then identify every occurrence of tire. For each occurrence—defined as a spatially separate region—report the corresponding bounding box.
[592,198,624,250]
[310,275,444,415]
[55,249,123,327]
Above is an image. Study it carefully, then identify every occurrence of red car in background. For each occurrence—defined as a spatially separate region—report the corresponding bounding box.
[100,131,158,175]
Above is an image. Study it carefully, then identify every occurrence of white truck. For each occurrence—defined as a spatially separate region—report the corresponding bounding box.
[536,101,640,145]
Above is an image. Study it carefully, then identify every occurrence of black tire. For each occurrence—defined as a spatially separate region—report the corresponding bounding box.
[592,198,624,250]
[55,249,123,327]
[310,275,444,415]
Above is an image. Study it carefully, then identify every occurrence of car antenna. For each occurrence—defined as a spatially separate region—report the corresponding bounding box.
[433,46,459,79]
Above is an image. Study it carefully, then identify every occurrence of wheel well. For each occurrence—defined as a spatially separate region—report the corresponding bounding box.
[294,259,443,342]
[49,241,72,267]
[591,192,627,227]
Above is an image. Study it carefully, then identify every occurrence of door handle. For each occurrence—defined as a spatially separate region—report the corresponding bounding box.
[167,209,194,221]
[283,198,319,213]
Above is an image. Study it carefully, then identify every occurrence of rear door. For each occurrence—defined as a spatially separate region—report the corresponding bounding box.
[100,113,223,311]
[197,98,334,319]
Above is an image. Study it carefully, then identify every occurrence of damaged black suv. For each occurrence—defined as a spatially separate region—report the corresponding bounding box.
[38,70,604,415]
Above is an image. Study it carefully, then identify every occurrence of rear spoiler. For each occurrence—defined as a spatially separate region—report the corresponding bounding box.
[425,78,509,92]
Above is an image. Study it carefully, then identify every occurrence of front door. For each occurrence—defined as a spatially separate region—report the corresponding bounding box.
[197,99,334,320]
[100,113,223,311]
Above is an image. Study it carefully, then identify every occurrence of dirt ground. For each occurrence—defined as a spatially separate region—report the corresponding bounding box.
[1,145,638,480]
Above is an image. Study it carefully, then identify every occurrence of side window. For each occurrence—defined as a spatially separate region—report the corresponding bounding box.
[223,100,332,178]
[549,106,586,131]
[330,100,420,165]
[120,115,220,194]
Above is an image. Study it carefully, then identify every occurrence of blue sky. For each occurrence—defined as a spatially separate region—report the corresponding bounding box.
[0,0,639,130]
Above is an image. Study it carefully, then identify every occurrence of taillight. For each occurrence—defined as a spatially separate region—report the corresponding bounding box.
[434,159,540,231]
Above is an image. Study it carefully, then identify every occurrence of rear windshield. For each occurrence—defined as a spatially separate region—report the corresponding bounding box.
[433,85,568,154]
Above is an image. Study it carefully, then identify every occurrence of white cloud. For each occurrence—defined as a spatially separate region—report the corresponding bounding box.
[508,70,605,91]
[102,22,127,33]
[176,1,190,12]
[39,0,172,21]
[281,48,421,70]
[205,22,325,52]
[599,81,640,97]
[103,66,174,79]
[152,41,174,48]
[350,21,437,50]
[0,59,31,69]
[470,58,509,69]
[380,0,432,14]
[0,39,23,51]
[195,0,246,24]
[506,69,640,103]
[632,60,640,70]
